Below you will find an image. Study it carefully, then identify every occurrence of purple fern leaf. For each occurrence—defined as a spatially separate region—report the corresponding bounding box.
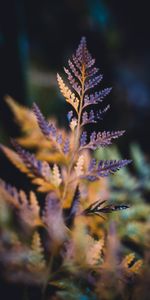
[86,58,95,69]
[80,131,87,147]
[67,110,73,121]
[81,111,88,125]
[81,130,125,150]
[83,88,112,108]
[33,103,56,138]
[64,67,81,95]
[85,74,103,92]
[0,179,19,206]
[88,158,97,172]
[72,54,82,71]
[81,110,96,126]
[96,105,110,120]
[85,67,99,78]
[89,109,95,122]
[97,159,132,177]
[90,131,96,142]
[43,192,66,243]
[82,159,131,181]
[63,137,70,155]
[68,59,81,81]
[11,140,50,179]
[75,37,95,68]
[81,107,108,126]
[56,133,63,145]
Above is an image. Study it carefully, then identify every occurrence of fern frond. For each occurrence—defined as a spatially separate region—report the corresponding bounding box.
[121,253,143,274]
[82,199,129,217]
[83,88,112,108]
[43,192,66,244]
[29,191,40,219]
[81,105,110,126]
[0,180,42,227]
[83,159,132,181]
[68,59,81,81]
[80,130,125,150]
[0,179,20,208]
[19,190,28,205]
[32,178,56,192]
[5,96,37,132]
[129,259,143,274]
[32,103,56,138]
[51,164,62,187]
[97,159,131,176]
[74,155,84,176]
[0,144,29,175]
[30,232,46,269]
[19,190,42,228]
[69,118,78,131]
[57,74,79,113]
[85,74,103,92]
[31,232,44,255]
[75,36,94,68]
[122,253,135,268]
[86,235,104,265]
[11,140,51,180]
[64,67,81,95]
[63,137,70,154]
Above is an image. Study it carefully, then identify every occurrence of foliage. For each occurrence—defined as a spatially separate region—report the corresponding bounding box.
[96,145,150,254]
[0,38,147,300]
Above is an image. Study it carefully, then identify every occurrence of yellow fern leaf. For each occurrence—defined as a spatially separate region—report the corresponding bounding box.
[57,74,79,113]
[19,190,28,205]
[129,259,143,274]
[0,145,31,175]
[37,151,65,164]
[0,179,19,208]
[31,232,43,252]
[17,190,42,228]
[52,164,62,187]
[74,155,84,176]
[122,253,135,268]
[32,178,56,192]
[86,235,104,266]
[29,191,42,226]
[31,232,46,269]
[70,118,78,131]
[30,191,40,213]
[5,96,37,132]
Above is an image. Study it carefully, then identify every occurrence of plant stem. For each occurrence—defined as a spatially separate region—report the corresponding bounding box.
[62,64,86,203]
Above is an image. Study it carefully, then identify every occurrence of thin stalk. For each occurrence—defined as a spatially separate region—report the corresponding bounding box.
[62,64,86,202]
[75,64,85,148]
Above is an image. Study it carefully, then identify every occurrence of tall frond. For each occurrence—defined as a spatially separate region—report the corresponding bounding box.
[83,159,132,181]
[80,130,125,150]
[11,140,51,180]
[43,192,66,245]
[5,96,37,132]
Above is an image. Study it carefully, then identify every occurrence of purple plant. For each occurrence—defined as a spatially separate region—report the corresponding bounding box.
[0,38,140,300]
